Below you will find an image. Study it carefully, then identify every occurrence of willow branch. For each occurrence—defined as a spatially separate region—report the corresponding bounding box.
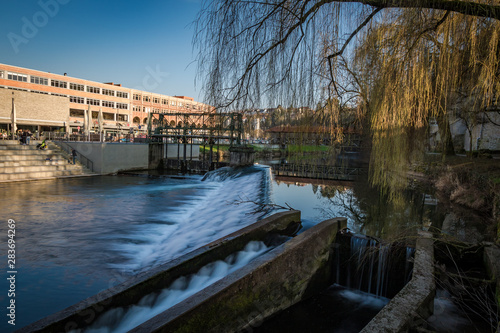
[326,7,382,97]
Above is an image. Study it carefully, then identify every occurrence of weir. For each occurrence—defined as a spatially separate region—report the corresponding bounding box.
[17,210,313,332]
[333,233,415,299]
[17,210,349,333]
[19,214,435,332]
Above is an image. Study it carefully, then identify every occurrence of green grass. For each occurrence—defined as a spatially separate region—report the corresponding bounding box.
[199,145,231,153]
[286,145,330,153]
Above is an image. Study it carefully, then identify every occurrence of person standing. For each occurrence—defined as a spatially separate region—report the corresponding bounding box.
[72,148,77,164]
[26,130,31,145]
[20,130,27,145]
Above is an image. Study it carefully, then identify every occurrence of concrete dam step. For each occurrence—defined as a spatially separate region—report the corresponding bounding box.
[0,140,95,182]
[0,154,66,162]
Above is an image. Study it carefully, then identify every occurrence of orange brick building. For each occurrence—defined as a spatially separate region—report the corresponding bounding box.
[0,63,213,135]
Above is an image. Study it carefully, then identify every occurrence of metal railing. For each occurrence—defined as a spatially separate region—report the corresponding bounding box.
[40,132,148,143]
[272,163,368,181]
[52,141,94,172]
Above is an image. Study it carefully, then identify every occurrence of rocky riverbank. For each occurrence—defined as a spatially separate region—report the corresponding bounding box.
[431,157,500,245]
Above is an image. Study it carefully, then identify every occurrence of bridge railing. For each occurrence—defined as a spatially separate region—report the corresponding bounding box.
[272,163,368,181]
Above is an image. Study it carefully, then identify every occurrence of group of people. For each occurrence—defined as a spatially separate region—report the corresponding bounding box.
[18,129,32,145]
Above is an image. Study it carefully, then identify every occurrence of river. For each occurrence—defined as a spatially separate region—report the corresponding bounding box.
[0,164,490,332]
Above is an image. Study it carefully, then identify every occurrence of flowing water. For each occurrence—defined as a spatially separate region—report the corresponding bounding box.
[0,166,272,331]
[0,165,345,332]
[253,284,390,333]
[78,241,272,333]
[336,235,415,299]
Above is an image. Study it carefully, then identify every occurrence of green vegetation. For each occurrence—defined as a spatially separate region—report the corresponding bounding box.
[285,145,329,153]
[199,145,230,153]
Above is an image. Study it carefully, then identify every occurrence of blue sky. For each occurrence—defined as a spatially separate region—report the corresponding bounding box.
[0,0,204,100]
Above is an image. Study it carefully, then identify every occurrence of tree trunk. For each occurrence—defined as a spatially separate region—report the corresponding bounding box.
[437,113,455,157]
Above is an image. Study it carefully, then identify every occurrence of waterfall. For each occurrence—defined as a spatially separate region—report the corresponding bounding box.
[108,165,272,273]
[334,234,415,299]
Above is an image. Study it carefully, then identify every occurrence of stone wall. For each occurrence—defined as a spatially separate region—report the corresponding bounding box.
[0,88,68,126]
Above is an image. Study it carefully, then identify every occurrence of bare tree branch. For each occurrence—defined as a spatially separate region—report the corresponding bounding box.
[342,0,500,20]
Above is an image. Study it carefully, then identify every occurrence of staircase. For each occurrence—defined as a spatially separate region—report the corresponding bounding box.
[0,140,95,182]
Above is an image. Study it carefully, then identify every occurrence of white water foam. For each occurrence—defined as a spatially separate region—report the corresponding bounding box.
[338,288,389,309]
[78,241,271,333]
[107,165,272,273]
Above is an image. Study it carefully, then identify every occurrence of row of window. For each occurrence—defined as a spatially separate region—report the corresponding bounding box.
[70,83,84,91]
[69,96,129,109]
[8,72,28,82]
[0,85,197,113]
[1,70,208,110]
[31,76,48,85]
[132,105,195,113]
[1,85,201,113]
[69,109,129,122]
[3,71,129,98]
[131,94,202,110]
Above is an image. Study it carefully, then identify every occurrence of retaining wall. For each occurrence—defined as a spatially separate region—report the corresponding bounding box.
[484,244,500,330]
[67,142,149,174]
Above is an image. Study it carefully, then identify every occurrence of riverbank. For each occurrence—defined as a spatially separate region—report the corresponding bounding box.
[427,155,500,244]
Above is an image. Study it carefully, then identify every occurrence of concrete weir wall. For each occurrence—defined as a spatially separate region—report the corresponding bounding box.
[131,217,347,333]
[67,142,149,174]
[360,231,435,333]
[484,244,500,327]
[17,211,302,333]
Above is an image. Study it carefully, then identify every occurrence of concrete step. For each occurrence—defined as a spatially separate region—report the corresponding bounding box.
[0,149,58,155]
[0,169,86,181]
[0,159,70,167]
[0,140,39,145]
[0,164,84,174]
[0,154,67,162]
[0,143,43,150]
[0,140,96,182]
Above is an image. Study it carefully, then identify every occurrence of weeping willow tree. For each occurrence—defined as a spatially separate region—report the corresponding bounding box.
[194,0,500,200]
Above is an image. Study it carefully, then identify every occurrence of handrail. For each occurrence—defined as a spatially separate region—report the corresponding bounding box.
[52,141,94,172]
[272,163,368,181]
[40,131,148,143]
